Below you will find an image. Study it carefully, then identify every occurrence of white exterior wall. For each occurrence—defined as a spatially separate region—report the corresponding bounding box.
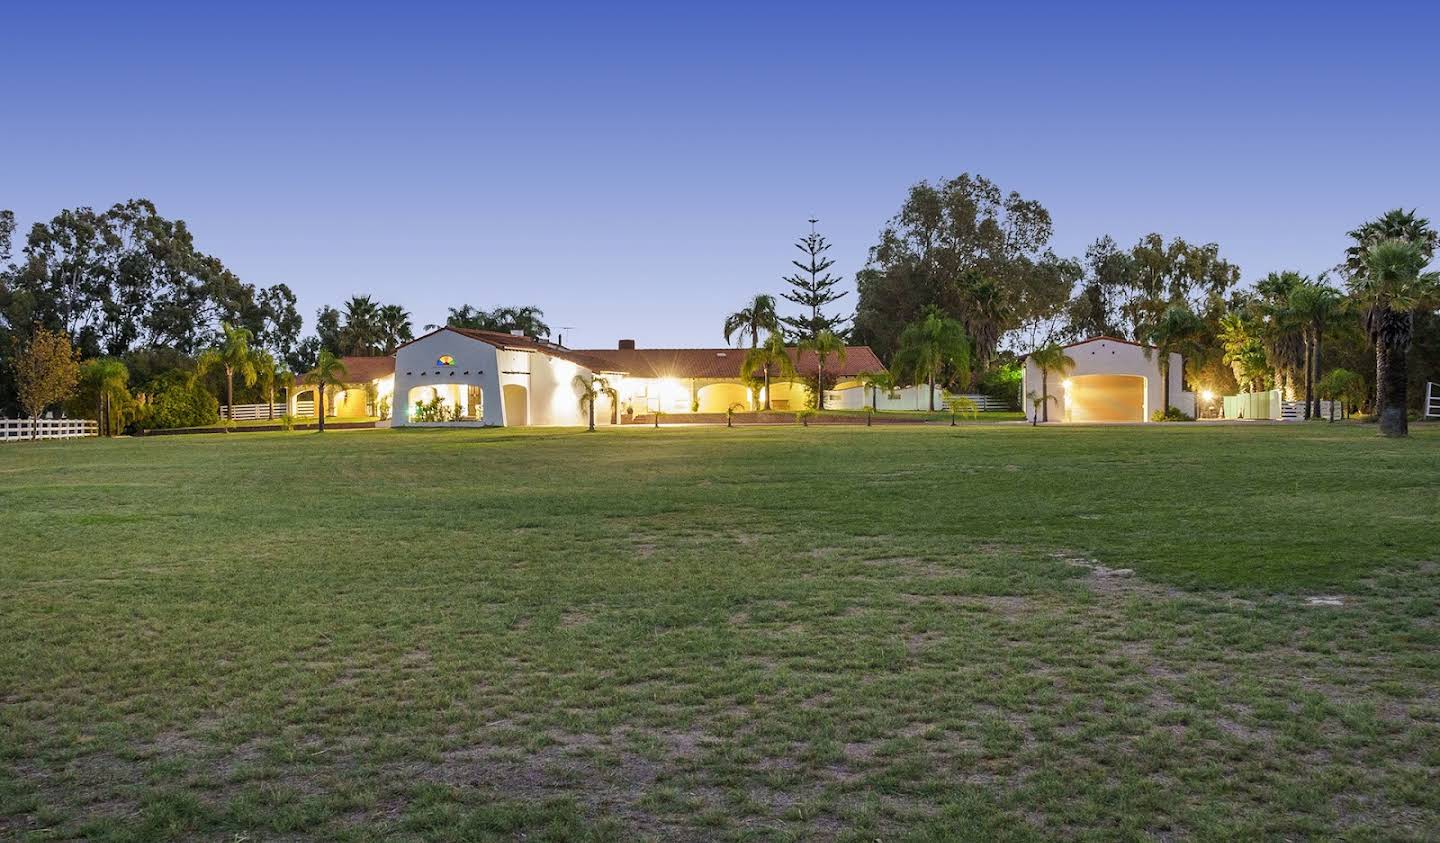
[826,384,946,411]
[526,351,596,426]
[393,331,504,426]
[1023,338,1193,423]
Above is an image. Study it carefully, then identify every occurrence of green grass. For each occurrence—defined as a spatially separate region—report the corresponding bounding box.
[2,423,1438,840]
[817,408,1026,422]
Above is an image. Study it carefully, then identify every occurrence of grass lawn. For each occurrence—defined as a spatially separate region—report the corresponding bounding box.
[2,423,1438,840]
[817,409,1026,423]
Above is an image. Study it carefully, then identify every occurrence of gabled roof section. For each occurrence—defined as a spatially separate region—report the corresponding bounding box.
[1062,335,1156,350]
[394,326,624,373]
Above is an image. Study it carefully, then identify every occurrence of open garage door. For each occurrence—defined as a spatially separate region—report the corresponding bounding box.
[1067,374,1146,422]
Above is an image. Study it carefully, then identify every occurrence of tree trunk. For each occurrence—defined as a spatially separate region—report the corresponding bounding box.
[929,373,936,412]
[871,385,878,411]
[588,396,596,432]
[763,368,771,411]
[268,386,275,420]
[225,368,235,432]
[1302,335,1313,420]
[318,385,327,432]
[1161,362,1171,418]
[1377,330,1409,437]
[1312,330,1324,419]
[1040,371,1049,422]
[817,358,825,410]
[32,414,38,442]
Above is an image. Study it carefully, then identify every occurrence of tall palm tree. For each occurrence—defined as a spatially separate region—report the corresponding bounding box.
[1144,305,1206,418]
[1026,343,1075,423]
[252,350,278,420]
[1254,271,1308,399]
[740,332,796,411]
[723,294,780,348]
[894,306,970,412]
[959,275,1010,381]
[303,351,349,433]
[1287,280,1343,419]
[800,329,847,410]
[1350,239,1438,437]
[198,322,259,430]
[341,296,382,354]
[378,304,414,354]
[574,373,618,431]
[1217,311,1268,392]
[1344,209,1438,277]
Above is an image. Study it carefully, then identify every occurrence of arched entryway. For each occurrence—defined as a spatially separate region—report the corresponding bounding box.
[764,381,809,411]
[697,382,750,413]
[406,383,483,422]
[502,384,529,426]
[1066,374,1146,422]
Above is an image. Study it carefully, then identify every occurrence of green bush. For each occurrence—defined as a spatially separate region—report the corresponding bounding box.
[139,371,219,429]
[1150,406,1194,422]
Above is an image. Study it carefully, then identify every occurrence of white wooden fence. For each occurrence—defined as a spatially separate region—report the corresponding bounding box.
[1,418,98,442]
[1427,382,1439,420]
[220,401,314,420]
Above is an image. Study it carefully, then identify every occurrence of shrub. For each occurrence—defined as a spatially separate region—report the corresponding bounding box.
[138,371,219,429]
[1150,406,1194,422]
[280,414,296,431]
[795,408,817,426]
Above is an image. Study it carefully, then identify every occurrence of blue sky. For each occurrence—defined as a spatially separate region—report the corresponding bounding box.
[3,1,1437,349]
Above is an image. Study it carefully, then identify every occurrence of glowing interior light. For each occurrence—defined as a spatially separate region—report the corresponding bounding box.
[1061,379,1072,389]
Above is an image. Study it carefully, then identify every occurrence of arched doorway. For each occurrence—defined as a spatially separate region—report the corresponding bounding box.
[765,381,809,410]
[697,382,750,413]
[406,384,483,422]
[1066,375,1146,422]
[502,384,529,426]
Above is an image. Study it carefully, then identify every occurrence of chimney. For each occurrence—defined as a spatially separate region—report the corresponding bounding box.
[618,339,636,350]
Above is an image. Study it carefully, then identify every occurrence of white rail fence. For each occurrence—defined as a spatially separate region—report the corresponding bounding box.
[1,418,99,442]
[1427,382,1439,420]
[220,401,314,420]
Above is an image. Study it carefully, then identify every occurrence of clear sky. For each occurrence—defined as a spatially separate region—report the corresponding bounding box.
[4,1,1437,349]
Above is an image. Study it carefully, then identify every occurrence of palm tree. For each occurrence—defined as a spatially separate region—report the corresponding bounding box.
[1350,239,1438,437]
[379,304,414,354]
[723,294,780,348]
[1025,390,1050,427]
[1217,311,1268,392]
[198,322,259,431]
[800,329,847,410]
[858,370,897,411]
[1143,305,1206,418]
[341,296,382,354]
[1344,209,1438,277]
[82,358,129,437]
[303,351,349,433]
[1026,343,1076,423]
[1287,280,1343,419]
[574,373,617,432]
[1254,272,1308,399]
[252,350,279,420]
[741,332,797,411]
[959,275,1010,381]
[894,307,970,412]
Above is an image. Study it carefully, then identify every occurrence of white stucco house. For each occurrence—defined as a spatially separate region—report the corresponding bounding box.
[1023,336,1192,423]
[319,327,890,427]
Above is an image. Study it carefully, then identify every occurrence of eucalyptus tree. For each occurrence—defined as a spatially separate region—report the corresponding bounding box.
[893,306,971,412]
[723,294,780,348]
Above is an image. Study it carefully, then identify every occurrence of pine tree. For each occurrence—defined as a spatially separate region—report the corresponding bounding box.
[780,219,848,341]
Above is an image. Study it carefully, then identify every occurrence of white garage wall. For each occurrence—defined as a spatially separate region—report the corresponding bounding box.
[1023,338,1192,423]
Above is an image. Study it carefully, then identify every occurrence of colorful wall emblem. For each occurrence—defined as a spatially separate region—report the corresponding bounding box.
[436,354,455,366]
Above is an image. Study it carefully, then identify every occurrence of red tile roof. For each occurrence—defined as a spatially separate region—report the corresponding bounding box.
[336,356,394,384]
[393,327,888,380]
[573,345,887,380]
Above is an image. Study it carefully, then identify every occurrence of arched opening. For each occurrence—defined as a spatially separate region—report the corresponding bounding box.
[697,382,750,413]
[765,381,809,410]
[1065,374,1146,422]
[407,384,483,422]
[290,387,319,417]
[502,384,529,426]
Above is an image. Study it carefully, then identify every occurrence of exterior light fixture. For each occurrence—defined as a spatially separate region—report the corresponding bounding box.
[1061,379,1072,389]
